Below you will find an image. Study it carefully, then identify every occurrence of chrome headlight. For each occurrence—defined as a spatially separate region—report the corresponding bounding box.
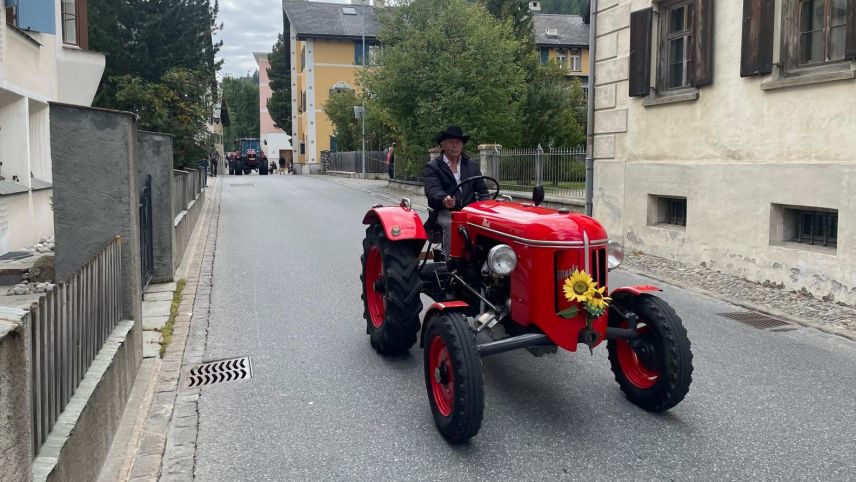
[487,244,517,276]
[607,240,624,270]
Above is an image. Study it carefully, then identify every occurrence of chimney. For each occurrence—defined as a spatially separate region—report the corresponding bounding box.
[528,1,541,12]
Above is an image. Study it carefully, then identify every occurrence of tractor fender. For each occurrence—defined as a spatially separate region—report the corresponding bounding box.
[609,285,662,297]
[419,301,470,347]
[363,207,428,242]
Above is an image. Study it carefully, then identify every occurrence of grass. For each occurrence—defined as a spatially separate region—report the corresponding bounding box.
[159,278,187,357]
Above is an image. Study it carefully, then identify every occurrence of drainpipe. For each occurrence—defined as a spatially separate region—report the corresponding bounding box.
[584,0,597,217]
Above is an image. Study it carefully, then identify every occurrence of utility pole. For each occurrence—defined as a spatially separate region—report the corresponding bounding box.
[360,0,367,178]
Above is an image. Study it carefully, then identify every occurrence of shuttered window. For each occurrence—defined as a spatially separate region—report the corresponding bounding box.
[775,0,856,72]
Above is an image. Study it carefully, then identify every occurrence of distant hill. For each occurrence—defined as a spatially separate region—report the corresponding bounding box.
[538,0,588,15]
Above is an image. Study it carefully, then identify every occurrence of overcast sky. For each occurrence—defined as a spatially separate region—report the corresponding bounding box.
[216,0,356,78]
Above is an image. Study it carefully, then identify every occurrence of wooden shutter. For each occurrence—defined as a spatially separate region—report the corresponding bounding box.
[847,0,856,60]
[541,48,550,64]
[629,8,653,97]
[692,0,714,86]
[740,0,775,76]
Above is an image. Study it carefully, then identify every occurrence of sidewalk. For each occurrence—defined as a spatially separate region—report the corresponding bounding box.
[321,175,856,341]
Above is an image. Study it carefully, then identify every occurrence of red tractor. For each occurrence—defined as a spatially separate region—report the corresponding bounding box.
[360,177,693,443]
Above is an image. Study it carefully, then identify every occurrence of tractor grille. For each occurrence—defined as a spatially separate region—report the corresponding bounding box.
[555,247,608,313]
[590,247,607,289]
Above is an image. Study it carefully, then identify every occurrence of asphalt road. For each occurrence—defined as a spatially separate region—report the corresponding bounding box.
[194,174,856,481]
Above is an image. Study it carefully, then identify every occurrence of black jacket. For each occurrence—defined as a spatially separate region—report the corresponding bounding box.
[423,153,489,212]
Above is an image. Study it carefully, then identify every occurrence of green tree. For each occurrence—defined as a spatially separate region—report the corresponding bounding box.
[324,90,396,152]
[364,0,526,175]
[539,0,590,15]
[266,34,292,132]
[221,74,260,151]
[521,64,585,148]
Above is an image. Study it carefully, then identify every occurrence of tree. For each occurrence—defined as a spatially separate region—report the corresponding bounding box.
[363,0,527,175]
[538,0,589,15]
[324,90,396,152]
[221,74,260,151]
[521,64,586,148]
[266,33,292,132]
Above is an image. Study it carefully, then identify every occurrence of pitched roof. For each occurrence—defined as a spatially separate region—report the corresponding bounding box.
[282,1,379,41]
[533,14,589,47]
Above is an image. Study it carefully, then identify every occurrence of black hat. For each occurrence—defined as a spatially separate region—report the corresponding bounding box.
[435,125,470,144]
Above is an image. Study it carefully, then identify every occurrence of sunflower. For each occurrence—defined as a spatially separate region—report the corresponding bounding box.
[563,270,595,303]
[587,285,611,312]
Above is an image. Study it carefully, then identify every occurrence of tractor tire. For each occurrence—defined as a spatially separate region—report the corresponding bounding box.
[423,310,484,444]
[243,169,251,175]
[360,223,422,355]
[607,294,693,412]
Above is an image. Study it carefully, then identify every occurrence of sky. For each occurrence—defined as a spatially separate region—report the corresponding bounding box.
[216,0,356,78]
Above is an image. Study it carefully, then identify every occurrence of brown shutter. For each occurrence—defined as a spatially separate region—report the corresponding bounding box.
[77,0,89,50]
[846,0,856,60]
[629,8,653,97]
[692,0,714,86]
[740,0,775,76]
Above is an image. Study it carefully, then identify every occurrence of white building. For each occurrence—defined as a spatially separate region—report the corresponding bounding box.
[591,0,855,304]
[0,0,104,254]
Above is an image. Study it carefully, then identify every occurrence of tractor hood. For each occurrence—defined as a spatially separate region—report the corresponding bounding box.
[462,201,609,245]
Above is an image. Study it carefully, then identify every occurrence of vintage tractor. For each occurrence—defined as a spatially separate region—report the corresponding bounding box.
[360,177,693,443]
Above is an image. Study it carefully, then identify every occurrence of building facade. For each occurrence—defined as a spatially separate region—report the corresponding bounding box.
[283,0,379,173]
[0,0,104,254]
[591,0,855,303]
[254,51,292,162]
[533,12,591,95]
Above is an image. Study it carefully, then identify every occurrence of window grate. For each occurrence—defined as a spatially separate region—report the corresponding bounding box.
[795,209,837,248]
[667,198,687,226]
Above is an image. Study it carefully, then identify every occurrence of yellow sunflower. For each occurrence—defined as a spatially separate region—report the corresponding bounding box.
[563,270,595,303]
[587,285,612,312]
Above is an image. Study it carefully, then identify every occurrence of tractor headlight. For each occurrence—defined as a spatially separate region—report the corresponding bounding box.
[487,244,517,276]
[607,241,624,271]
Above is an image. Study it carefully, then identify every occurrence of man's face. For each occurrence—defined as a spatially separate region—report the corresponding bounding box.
[441,138,464,159]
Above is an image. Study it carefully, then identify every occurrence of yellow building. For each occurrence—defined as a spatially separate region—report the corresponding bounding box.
[533,13,591,97]
[282,1,380,173]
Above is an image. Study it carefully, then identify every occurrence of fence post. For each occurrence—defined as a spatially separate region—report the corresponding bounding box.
[479,144,501,180]
[535,144,544,186]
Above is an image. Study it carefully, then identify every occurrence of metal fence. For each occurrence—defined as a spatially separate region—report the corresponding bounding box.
[28,236,123,454]
[486,146,586,199]
[325,151,388,174]
[172,168,206,217]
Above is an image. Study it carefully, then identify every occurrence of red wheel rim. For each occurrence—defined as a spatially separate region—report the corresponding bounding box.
[428,335,454,417]
[616,324,659,389]
[365,247,384,328]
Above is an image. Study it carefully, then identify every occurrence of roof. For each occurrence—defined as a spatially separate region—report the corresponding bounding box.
[282,1,379,41]
[533,14,589,47]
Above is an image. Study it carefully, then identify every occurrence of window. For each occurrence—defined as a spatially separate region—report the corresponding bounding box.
[628,1,713,98]
[540,48,550,64]
[556,48,568,69]
[771,204,838,250]
[797,0,848,65]
[299,143,306,155]
[354,42,380,66]
[570,49,582,72]
[5,2,16,26]
[61,0,77,44]
[545,27,559,39]
[661,1,695,90]
[649,195,687,228]
[300,45,305,72]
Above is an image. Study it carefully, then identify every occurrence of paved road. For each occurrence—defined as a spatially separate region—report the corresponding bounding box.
[194,174,856,481]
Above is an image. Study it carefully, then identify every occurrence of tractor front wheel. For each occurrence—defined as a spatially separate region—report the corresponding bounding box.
[360,224,422,355]
[423,310,484,444]
[607,294,693,412]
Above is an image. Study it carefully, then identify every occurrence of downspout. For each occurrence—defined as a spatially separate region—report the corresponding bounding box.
[584,0,597,217]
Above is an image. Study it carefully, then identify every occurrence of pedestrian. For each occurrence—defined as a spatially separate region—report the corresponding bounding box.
[386,142,396,179]
[270,160,277,175]
[279,154,286,175]
[422,125,488,256]
[210,153,219,177]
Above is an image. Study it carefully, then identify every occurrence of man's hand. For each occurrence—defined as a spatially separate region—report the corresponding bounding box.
[443,195,456,209]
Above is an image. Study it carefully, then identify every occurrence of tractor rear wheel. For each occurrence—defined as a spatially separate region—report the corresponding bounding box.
[360,224,422,355]
[423,310,484,444]
[607,294,693,412]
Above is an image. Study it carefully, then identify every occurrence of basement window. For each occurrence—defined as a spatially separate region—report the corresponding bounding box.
[771,204,838,252]
[648,195,687,228]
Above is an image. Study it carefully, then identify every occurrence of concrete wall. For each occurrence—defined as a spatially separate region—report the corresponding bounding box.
[137,131,176,283]
[0,308,33,482]
[174,189,205,268]
[592,0,856,304]
[50,103,143,323]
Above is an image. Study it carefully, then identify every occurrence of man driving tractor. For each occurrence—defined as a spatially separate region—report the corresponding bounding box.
[423,125,489,253]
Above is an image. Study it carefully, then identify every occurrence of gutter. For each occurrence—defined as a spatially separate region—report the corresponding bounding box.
[584,0,597,217]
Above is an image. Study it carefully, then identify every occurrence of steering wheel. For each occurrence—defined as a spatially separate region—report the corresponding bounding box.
[453,175,501,206]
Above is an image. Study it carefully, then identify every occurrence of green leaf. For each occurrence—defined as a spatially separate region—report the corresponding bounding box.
[557,306,579,319]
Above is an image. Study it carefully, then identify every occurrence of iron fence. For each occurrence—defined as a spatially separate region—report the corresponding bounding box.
[325,151,388,174]
[486,145,586,199]
[28,236,123,455]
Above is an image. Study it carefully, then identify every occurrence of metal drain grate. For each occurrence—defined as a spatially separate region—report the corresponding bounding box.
[718,312,791,329]
[184,357,253,388]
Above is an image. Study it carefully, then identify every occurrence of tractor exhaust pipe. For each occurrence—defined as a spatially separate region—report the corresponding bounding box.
[477,333,553,357]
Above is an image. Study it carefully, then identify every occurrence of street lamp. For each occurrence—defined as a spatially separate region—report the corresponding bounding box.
[360,0,367,178]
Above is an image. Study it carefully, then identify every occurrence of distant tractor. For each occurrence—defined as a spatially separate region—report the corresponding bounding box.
[229,138,269,175]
